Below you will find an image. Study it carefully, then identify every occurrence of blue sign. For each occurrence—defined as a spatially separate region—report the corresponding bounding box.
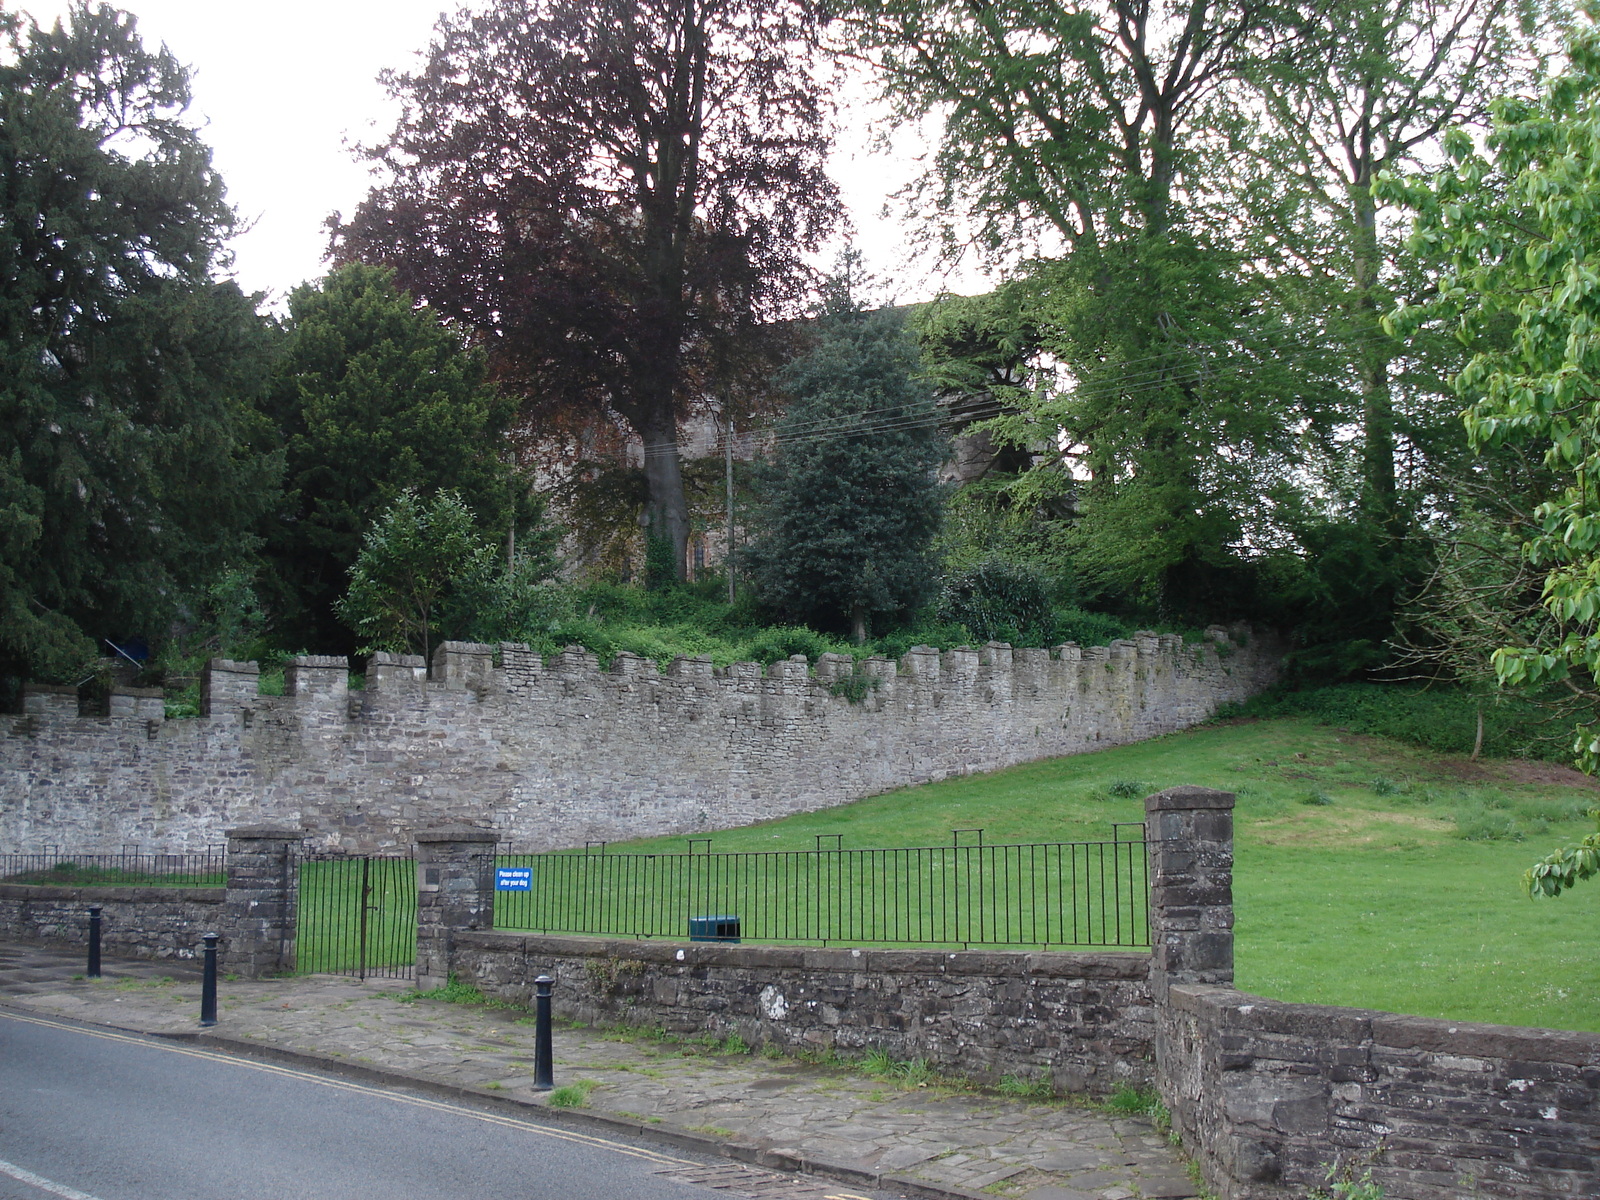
[495,867,532,891]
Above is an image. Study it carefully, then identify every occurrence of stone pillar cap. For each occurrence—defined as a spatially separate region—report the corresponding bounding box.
[226,825,307,840]
[414,826,500,844]
[1145,785,1235,812]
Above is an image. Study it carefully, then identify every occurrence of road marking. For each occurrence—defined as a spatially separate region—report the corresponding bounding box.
[0,1157,105,1200]
[0,1011,687,1168]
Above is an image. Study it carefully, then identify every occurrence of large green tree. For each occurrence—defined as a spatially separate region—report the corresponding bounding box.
[838,0,1325,617]
[1383,8,1600,748]
[333,0,839,582]
[263,264,535,652]
[744,281,948,642]
[1384,7,1600,886]
[0,3,278,683]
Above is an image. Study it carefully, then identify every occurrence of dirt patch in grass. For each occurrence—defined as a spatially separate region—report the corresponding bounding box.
[1250,809,1454,847]
[1495,760,1600,790]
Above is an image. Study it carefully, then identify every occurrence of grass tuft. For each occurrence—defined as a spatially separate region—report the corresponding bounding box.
[547,1079,600,1108]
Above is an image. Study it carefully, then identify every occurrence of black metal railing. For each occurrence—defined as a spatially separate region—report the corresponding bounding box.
[0,849,226,888]
[493,829,1149,948]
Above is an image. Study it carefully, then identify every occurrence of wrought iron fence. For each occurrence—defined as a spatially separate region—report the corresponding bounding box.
[295,854,417,979]
[493,828,1149,948]
[0,848,226,888]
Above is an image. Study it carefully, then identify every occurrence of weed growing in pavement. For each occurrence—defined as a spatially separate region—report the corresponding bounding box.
[997,1072,1055,1100]
[547,1079,600,1108]
[397,973,525,1012]
[1102,1084,1171,1134]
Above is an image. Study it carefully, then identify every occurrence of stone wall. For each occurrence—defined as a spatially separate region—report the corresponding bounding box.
[450,931,1154,1091]
[1,626,1280,855]
[0,884,222,960]
[0,828,301,977]
[1159,984,1600,1200]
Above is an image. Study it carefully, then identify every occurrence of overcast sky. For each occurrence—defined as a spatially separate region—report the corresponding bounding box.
[17,0,981,309]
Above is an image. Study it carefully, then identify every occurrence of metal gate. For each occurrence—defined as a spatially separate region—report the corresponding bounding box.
[296,854,417,980]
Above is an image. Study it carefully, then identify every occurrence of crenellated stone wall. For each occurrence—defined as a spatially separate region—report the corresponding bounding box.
[2,626,1280,855]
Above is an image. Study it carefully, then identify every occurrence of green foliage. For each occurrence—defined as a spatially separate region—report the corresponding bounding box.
[399,973,490,1006]
[338,489,498,669]
[858,1049,937,1087]
[996,1073,1054,1100]
[827,673,882,705]
[1302,791,1337,807]
[1309,1163,1386,1200]
[1384,14,1600,771]
[1524,808,1600,898]
[263,263,536,652]
[743,287,949,643]
[0,4,279,683]
[1102,1084,1170,1131]
[938,559,1054,646]
[1230,683,1576,763]
[644,534,677,593]
[546,1080,599,1108]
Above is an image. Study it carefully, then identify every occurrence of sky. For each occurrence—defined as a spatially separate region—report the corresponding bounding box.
[16,0,981,310]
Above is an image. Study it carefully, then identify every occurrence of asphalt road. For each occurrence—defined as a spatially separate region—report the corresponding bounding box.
[0,1010,869,1200]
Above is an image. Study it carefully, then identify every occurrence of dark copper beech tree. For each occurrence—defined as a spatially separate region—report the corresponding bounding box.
[332,0,840,579]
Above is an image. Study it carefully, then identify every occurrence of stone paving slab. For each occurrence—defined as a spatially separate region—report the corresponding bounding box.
[0,943,1196,1200]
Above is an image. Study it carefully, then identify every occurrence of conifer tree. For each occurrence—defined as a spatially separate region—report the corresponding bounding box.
[744,275,948,642]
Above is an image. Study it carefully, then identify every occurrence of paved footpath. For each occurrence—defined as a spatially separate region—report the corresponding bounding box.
[0,943,1197,1200]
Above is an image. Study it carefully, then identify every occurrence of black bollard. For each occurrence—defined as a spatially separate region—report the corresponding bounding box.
[534,974,554,1091]
[86,905,102,979]
[199,933,219,1027]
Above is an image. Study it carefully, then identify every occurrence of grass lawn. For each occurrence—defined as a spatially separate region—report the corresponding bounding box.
[592,717,1600,1033]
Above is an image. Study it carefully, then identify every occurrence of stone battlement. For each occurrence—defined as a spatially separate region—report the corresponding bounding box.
[2,626,1280,853]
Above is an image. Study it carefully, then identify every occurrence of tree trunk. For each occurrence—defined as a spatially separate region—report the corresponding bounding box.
[1350,180,1398,530]
[638,409,690,582]
[850,601,867,646]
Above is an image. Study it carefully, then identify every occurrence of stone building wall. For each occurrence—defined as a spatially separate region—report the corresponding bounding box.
[450,931,1154,1091]
[1,627,1280,855]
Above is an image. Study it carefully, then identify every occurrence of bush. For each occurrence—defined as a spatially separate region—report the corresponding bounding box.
[939,559,1055,645]
[1230,683,1574,763]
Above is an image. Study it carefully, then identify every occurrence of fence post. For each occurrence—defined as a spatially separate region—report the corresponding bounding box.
[1144,785,1235,1002]
[414,827,498,992]
[223,827,305,979]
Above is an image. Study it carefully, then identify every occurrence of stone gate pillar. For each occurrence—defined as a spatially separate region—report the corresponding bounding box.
[1144,785,1234,1001]
[414,827,498,991]
[223,826,304,978]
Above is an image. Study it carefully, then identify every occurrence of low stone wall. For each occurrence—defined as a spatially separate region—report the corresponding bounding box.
[449,931,1154,1091]
[0,828,302,977]
[1159,985,1600,1200]
[0,883,222,960]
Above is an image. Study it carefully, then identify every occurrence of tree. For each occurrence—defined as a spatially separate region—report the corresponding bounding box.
[332,0,839,582]
[1241,0,1546,531]
[743,282,948,642]
[1383,7,1600,886]
[838,0,1326,617]
[263,264,538,652]
[339,489,498,671]
[1384,8,1600,747]
[0,3,279,684]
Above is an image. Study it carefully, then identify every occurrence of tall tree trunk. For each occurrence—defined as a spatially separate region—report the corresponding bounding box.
[638,408,690,582]
[1350,180,1398,530]
[850,600,867,645]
